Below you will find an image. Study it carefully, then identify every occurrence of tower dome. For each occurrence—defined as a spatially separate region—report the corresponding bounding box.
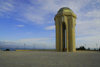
[58,7,73,13]
[55,7,76,18]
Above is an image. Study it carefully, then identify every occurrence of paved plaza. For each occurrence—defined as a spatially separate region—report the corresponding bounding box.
[0,51,100,67]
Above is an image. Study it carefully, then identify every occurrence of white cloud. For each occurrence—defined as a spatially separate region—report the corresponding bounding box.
[0,41,23,48]
[76,18,100,48]
[0,0,99,25]
[12,0,92,24]
[45,25,55,30]
[76,18,100,37]
[76,35,100,48]
[15,38,55,49]
[31,0,91,13]
[85,10,100,18]
[16,25,24,27]
[0,37,55,49]
[0,0,14,13]
[0,0,97,25]
[18,38,49,43]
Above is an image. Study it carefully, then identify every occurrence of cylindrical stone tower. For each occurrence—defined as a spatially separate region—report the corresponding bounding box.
[54,7,77,52]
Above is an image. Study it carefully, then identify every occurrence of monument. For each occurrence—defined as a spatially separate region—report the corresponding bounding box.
[54,7,77,52]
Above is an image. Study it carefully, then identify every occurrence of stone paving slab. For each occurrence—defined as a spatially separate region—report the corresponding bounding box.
[0,51,100,67]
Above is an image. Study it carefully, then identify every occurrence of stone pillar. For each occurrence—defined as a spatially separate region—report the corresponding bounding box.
[65,17,69,52]
[54,7,77,52]
[55,18,60,51]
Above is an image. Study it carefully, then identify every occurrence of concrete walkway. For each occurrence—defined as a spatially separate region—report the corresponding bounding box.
[0,51,100,67]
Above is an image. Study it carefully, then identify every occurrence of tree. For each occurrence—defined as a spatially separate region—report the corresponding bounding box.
[99,48,100,51]
[76,46,86,50]
[5,49,10,51]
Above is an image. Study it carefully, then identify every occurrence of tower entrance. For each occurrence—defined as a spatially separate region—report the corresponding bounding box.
[62,22,66,51]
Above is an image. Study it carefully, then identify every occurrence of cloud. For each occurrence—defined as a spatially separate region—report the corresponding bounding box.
[0,0,92,24]
[0,0,14,14]
[0,0,98,26]
[76,17,100,48]
[85,9,100,18]
[0,41,23,48]
[31,0,91,13]
[17,38,50,43]
[76,35,100,48]
[76,18,100,37]
[17,38,55,47]
[19,37,55,49]
[0,37,55,49]
[16,25,24,27]
[45,25,55,30]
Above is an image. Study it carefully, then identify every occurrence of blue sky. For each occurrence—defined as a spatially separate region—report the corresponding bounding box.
[0,0,100,49]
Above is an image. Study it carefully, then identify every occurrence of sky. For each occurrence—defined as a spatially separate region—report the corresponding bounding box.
[0,0,100,49]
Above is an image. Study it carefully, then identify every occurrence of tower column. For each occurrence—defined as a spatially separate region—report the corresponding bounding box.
[55,18,60,51]
[65,20,69,52]
[68,16,73,52]
[68,16,76,52]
